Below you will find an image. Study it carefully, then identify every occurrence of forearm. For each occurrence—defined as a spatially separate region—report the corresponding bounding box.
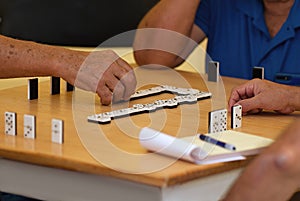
[0,35,136,105]
[223,155,299,201]
[223,120,300,201]
[286,85,300,112]
[0,35,86,84]
[138,0,200,36]
[134,0,202,67]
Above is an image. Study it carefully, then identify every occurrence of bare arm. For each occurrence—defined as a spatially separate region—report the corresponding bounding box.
[223,120,300,201]
[133,0,206,68]
[0,34,67,78]
[228,79,300,114]
[0,35,136,105]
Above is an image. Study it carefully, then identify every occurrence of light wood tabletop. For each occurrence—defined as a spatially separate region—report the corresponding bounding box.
[0,61,299,200]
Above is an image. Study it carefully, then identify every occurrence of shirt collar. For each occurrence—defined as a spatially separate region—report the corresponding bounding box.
[235,0,267,37]
[235,0,263,20]
[288,0,300,29]
[235,0,300,29]
[235,0,300,64]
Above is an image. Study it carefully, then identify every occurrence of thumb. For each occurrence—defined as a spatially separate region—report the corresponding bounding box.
[237,96,262,114]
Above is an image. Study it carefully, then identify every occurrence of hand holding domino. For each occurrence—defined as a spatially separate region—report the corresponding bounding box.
[228,79,296,115]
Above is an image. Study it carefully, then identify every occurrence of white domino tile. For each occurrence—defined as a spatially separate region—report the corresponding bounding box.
[24,114,36,139]
[5,112,17,136]
[208,108,227,133]
[51,119,64,144]
[231,105,242,129]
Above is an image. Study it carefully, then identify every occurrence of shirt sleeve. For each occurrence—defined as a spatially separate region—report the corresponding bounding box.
[194,0,210,36]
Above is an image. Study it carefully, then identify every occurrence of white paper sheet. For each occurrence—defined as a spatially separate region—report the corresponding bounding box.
[139,127,263,165]
[139,127,209,163]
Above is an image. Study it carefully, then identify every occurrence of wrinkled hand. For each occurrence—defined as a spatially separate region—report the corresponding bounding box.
[74,50,136,105]
[228,79,295,114]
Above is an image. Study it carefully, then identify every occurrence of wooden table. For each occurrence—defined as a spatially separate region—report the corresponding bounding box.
[0,65,298,201]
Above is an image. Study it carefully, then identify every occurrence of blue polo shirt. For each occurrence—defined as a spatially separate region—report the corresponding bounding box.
[194,0,300,82]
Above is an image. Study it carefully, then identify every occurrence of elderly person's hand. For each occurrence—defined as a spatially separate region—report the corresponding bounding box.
[59,49,136,105]
[228,79,298,114]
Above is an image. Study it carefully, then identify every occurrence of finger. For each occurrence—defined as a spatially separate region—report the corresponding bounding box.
[112,81,125,103]
[228,86,248,109]
[228,81,258,109]
[116,58,132,72]
[101,69,128,103]
[119,70,137,100]
[103,59,136,102]
[103,72,118,92]
[96,84,113,105]
[228,89,242,109]
[101,72,125,102]
[113,59,136,100]
[246,108,263,115]
[102,63,128,102]
[237,85,255,100]
[112,60,130,79]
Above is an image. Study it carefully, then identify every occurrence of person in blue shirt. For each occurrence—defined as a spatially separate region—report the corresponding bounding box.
[134,1,300,200]
[133,0,299,82]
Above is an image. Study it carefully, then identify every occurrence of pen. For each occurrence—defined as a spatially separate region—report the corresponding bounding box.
[197,134,236,151]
